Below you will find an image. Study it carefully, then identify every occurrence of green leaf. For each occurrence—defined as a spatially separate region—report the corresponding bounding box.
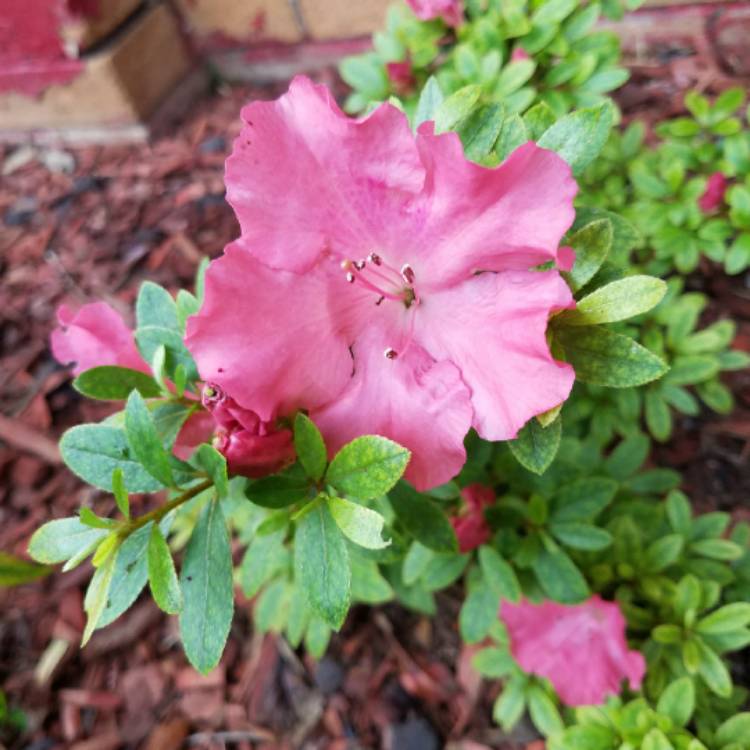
[560,276,666,326]
[414,76,444,128]
[524,102,557,140]
[532,547,589,603]
[496,60,536,97]
[0,552,51,587]
[28,517,108,564]
[690,539,743,561]
[304,615,332,659]
[537,102,614,175]
[666,490,692,535]
[403,541,435,585]
[645,388,672,442]
[179,498,234,674]
[472,647,515,678]
[389,481,458,553]
[147,525,183,615]
[73,366,161,401]
[493,679,526,731]
[245,469,311,509]
[350,557,393,604]
[478,546,521,602]
[135,326,198,384]
[193,444,228,498]
[605,433,649,479]
[550,478,618,522]
[79,507,115,530]
[294,497,351,630]
[459,103,505,163]
[136,281,180,330]
[327,494,390,549]
[549,522,612,551]
[60,424,165,493]
[435,85,481,133]
[496,114,528,160]
[656,677,694,727]
[508,415,561,475]
[528,685,564,737]
[459,585,500,644]
[339,53,389,101]
[645,534,684,572]
[124,391,174,487]
[562,218,613,292]
[239,528,289,598]
[695,638,732,697]
[696,603,750,635]
[326,435,410,501]
[715,714,750,747]
[557,725,617,750]
[82,549,118,645]
[554,325,669,388]
[254,579,290,634]
[532,0,577,24]
[420,552,468,591]
[294,413,327,481]
[642,729,674,750]
[112,468,129,518]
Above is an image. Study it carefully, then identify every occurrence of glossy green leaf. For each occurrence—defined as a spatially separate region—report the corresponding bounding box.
[327,494,390,549]
[562,218,613,292]
[294,413,327,481]
[532,547,589,603]
[124,391,174,487]
[73,366,161,401]
[508,415,561,475]
[148,524,182,614]
[193,444,228,498]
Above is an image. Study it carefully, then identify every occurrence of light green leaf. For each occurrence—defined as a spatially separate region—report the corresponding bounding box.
[562,218,613,292]
[327,494,390,549]
[696,603,750,635]
[193,444,228,498]
[148,524,183,614]
[294,413,327,481]
[124,391,174,487]
[508,415,561,475]
[326,435,410,501]
[414,76,444,128]
[28,517,108,565]
[656,677,694,727]
[478,546,521,602]
[559,276,667,326]
[82,549,118,645]
[435,85,481,133]
[549,522,613,551]
[528,685,564,737]
[532,547,589,603]
[460,585,500,643]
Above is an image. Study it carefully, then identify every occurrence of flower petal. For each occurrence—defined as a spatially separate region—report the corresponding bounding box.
[185,243,353,421]
[412,136,577,289]
[225,75,424,273]
[312,323,473,491]
[415,270,575,440]
[50,302,147,376]
[501,596,646,707]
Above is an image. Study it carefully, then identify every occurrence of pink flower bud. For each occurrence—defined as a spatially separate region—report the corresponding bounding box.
[698,172,728,213]
[510,46,530,63]
[451,483,495,552]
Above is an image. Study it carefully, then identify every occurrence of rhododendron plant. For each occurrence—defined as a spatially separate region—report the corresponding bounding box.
[500,597,646,707]
[187,76,576,490]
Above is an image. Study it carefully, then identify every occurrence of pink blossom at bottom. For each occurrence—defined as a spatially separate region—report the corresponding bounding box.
[50,302,148,376]
[698,172,728,213]
[203,384,295,479]
[500,596,646,706]
[407,0,463,26]
[452,484,495,552]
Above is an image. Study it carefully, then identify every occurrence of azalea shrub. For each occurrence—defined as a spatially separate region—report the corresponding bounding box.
[24,0,750,747]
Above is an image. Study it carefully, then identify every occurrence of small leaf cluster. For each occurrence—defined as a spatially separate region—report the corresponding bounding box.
[341,0,640,118]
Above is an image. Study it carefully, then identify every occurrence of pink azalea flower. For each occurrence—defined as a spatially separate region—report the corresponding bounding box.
[452,484,495,552]
[203,384,295,478]
[698,172,728,213]
[406,0,463,26]
[500,596,647,707]
[51,302,148,376]
[186,77,576,490]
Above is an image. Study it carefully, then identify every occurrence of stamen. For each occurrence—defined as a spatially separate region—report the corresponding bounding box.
[401,264,415,285]
[367,252,382,265]
[384,348,398,359]
[346,272,355,283]
[375,296,384,306]
[353,260,366,270]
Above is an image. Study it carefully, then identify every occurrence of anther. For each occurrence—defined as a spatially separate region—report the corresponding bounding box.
[375,296,384,306]
[368,253,382,265]
[353,260,366,271]
[401,264,415,284]
[346,272,355,283]
[384,348,398,359]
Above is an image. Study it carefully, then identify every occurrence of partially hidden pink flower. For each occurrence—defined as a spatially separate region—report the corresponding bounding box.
[51,302,148,376]
[452,484,495,552]
[203,384,295,478]
[186,77,577,491]
[386,61,415,94]
[500,596,646,707]
[407,0,463,26]
[511,46,530,63]
[698,172,728,213]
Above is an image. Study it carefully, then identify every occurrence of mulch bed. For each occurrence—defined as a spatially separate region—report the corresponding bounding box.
[1,35,749,750]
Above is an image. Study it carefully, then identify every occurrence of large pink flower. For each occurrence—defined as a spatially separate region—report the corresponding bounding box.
[407,0,463,26]
[452,484,494,552]
[186,77,576,490]
[51,302,148,376]
[500,596,646,706]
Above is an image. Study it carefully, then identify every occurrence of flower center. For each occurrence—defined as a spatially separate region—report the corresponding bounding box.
[341,253,420,361]
[341,253,419,309]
